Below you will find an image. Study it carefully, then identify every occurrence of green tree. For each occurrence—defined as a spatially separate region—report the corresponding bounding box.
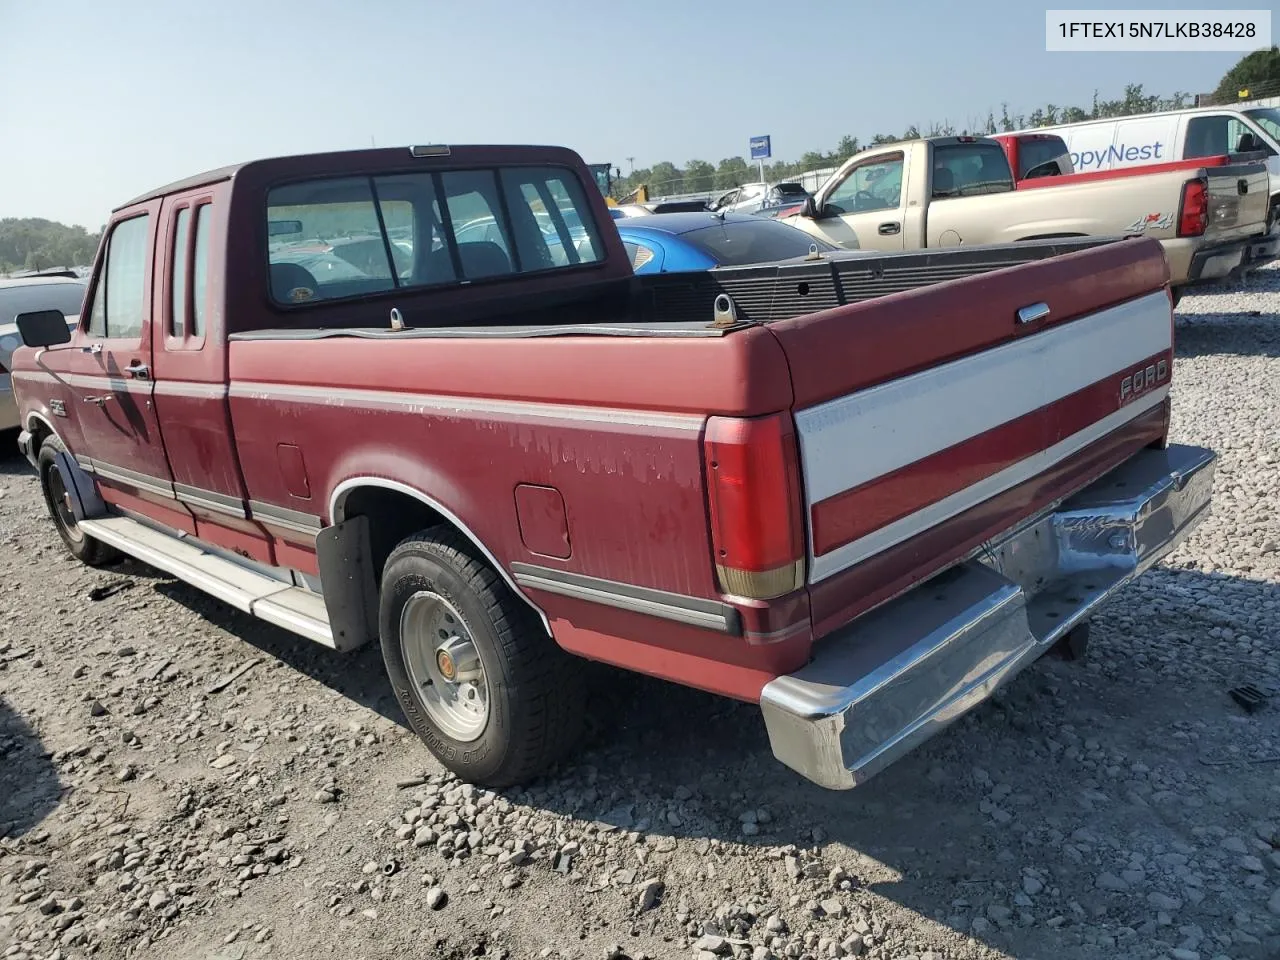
[0,218,100,276]
[714,156,750,189]
[684,159,716,192]
[1214,45,1280,101]
[648,161,681,191]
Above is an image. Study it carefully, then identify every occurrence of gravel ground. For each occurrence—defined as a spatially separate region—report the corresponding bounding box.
[2,265,1280,960]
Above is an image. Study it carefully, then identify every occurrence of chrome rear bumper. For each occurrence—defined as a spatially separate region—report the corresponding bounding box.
[760,444,1215,790]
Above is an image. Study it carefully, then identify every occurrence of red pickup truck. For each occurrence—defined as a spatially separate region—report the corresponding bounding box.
[993,131,1247,184]
[11,144,1215,791]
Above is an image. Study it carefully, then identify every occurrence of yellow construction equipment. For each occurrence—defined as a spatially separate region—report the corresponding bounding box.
[589,164,651,208]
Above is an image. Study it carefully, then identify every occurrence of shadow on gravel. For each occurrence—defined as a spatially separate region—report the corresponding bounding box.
[150,580,406,728]
[40,477,1278,953]
[0,433,33,474]
[0,697,62,839]
[501,564,1280,956]
[1175,314,1280,358]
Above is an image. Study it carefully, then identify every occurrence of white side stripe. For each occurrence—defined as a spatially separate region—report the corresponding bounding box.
[795,291,1171,505]
[808,386,1168,582]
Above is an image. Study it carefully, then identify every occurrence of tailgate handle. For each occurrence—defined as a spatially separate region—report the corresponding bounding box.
[1238,178,1249,195]
[1016,302,1050,325]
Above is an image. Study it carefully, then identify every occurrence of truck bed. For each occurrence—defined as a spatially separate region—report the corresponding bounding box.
[633,236,1123,325]
[228,236,1128,341]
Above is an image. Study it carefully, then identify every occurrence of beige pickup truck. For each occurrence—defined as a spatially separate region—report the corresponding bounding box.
[780,136,1274,300]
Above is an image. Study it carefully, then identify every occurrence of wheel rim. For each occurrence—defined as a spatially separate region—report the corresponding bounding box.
[399,592,489,742]
[45,464,84,544]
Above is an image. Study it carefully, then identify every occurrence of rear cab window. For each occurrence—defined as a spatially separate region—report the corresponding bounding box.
[265,165,605,306]
[931,142,1015,198]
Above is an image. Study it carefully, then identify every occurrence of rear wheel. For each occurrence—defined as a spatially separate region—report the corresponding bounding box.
[37,435,118,567]
[378,527,585,787]
[1049,620,1090,662]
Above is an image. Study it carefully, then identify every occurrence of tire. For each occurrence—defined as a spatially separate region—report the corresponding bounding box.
[1048,620,1090,662]
[37,435,118,567]
[378,527,585,787]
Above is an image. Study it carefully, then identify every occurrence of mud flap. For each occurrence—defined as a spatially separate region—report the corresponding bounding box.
[315,515,379,652]
[54,450,105,523]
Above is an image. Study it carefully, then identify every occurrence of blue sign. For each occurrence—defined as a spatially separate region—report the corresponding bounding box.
[749,135,771,160]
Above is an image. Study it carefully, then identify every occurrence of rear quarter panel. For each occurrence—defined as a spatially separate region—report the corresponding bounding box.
[924,168,1219,245]
[226,328,792,586]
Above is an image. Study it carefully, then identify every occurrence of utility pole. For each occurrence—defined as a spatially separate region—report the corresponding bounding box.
[626,157,635,174]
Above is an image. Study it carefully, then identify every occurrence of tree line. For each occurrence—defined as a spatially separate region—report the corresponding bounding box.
[616,42,1280,199]
[616,83,1194,197]
[0,218,101,276]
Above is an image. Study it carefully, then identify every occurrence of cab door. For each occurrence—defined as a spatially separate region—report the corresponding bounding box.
[67,203,191,531]
[811,151,907,251]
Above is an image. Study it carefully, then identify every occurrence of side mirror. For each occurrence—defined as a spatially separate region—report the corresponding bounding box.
[799,196,820,218]
[17,310,73,348]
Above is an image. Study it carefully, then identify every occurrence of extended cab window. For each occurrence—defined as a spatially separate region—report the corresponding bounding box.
[501,166,603,268]
[192,205,211,336]
[827,154,904,215]
[88,214,149,339]
[931,143,1014,198]
[1018,137,1072,179]
[265,166,604,306]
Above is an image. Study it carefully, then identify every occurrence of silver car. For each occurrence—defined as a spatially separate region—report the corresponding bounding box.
[709,181,812,216]
[1,276,86,432]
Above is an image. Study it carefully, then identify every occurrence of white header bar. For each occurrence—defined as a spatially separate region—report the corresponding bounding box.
[1046,9,1271,51]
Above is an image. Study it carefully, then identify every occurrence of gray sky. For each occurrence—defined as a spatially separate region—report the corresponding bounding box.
[0,0,1250,228]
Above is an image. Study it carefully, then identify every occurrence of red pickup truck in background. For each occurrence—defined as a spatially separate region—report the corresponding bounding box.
[10,144,1215,791]
[993,131,1240,183]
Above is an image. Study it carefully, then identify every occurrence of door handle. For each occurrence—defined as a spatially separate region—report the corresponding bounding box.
[82,343,102,355]
[1016,302,1051,325]
[124,362,150,380]
[878,222,901,235]
[83,395,113,406]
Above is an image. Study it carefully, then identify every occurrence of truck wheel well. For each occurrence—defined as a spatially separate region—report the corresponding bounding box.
[337,486,443,583]
[335,483,551,634]
[26,416,53,456]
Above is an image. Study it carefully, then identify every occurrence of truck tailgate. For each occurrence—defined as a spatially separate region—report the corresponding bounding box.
[766,237,1175,639]
[1205,163,1270,242]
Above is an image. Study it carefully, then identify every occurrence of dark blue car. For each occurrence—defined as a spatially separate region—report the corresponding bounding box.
[614,211,841,275]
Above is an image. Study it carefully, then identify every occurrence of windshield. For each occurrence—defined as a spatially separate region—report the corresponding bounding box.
[1244,108,1280,142]
[0,282,87,324]
[682,219,836,266]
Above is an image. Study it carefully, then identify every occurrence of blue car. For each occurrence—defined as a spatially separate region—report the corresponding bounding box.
[614,211,841,275]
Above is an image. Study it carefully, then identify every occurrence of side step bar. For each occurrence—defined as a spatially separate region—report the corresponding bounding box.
[78,515,335,648]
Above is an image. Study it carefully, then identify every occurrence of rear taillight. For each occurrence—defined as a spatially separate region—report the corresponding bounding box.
[1177,178,1208,237]
[704,413,806,600]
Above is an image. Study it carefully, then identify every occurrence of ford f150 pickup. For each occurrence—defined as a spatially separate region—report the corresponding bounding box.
[780,135,1275,301]
[11,144,1216,791]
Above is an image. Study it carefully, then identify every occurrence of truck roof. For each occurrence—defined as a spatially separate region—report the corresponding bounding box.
[114,144,587,212]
